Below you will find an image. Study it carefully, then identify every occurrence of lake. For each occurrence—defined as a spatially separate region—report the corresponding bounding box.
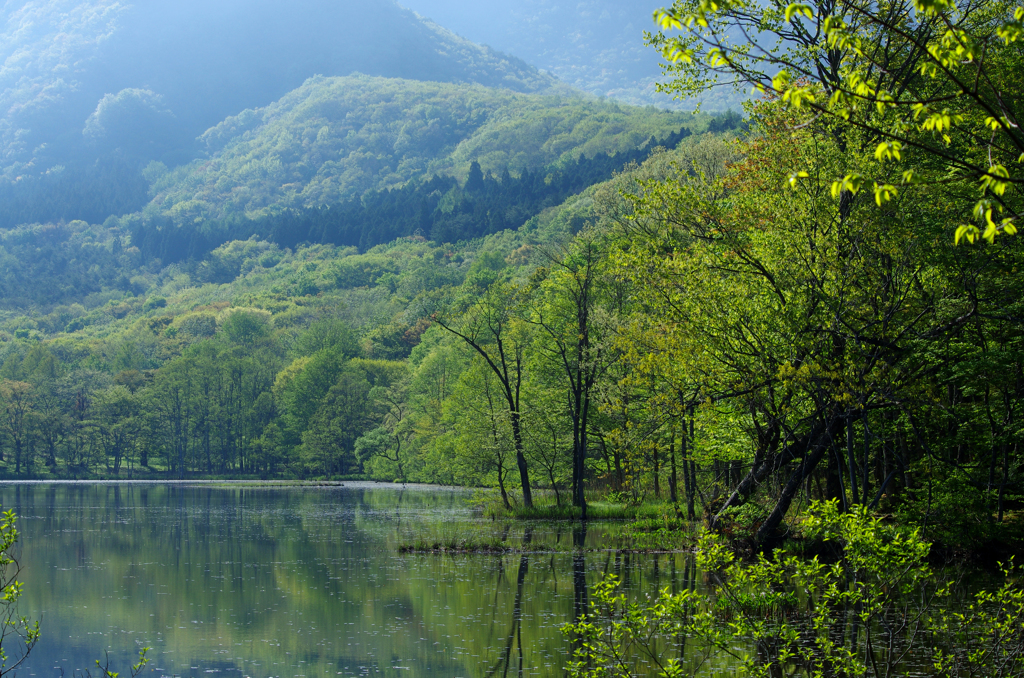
[0,482,692,678]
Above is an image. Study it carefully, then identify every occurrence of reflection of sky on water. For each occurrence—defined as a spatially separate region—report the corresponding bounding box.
[0,483,695,678]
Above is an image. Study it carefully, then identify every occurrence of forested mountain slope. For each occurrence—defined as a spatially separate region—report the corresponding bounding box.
[0,0,557,227]
[0,89,730,310]
[0,137,651,480]
[130,75,694,227]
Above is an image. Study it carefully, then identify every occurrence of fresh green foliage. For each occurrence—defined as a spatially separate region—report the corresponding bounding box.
[563,501,1023,678]
[934,560,1024,678]
[0,60,1019,560]
[648,0,1024,242]
[127,74,696,225]
[0,509,38,675]
[90,648,150,678]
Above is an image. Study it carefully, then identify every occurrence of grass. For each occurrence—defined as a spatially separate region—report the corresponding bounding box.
[398,537,555,554]
[616,516,700,551]
[474,491,704,552]
[487,497,684,521]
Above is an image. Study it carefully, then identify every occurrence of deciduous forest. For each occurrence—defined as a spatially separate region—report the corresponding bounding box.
[1,0,1024,677]
[0,0,1021,563]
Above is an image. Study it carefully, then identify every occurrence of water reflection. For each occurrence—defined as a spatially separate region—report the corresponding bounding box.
[0,483,694,678]
[486,526,530,678]
[572,522,587,626]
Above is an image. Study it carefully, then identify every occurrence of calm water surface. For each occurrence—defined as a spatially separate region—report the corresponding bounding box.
[0,483,692,678]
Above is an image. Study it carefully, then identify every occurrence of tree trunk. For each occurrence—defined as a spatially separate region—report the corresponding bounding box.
[549,465,561,506]
[498,466,511,510]
[847,415,859,505]
[687,456,697,520]
[754,418,840,549]
[998,442,1012,522]
[682,418,696,520]
[575,392,590,520]
[510,411,533,508]
[711,421,818,529]
[826,433,845,508]
[653,443,660,498]
[669,426,678,504]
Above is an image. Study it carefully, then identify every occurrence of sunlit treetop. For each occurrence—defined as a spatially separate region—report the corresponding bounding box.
[647,0,1024,243]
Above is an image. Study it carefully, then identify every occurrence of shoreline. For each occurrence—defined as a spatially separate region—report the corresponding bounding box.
[0,479,474,491]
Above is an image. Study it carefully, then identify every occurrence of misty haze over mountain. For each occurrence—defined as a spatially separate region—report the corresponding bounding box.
[0,0,747,230]
[0,0,556,176]
[397,0,681,108]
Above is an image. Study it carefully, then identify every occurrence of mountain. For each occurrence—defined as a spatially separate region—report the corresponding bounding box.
[0,74,745,311]
[134,75,693,228]
[0,0,557,179]
[396,0,747,111]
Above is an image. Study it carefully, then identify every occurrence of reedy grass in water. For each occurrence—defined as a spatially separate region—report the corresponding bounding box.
[484,491,692,522]
[398,537,556,554]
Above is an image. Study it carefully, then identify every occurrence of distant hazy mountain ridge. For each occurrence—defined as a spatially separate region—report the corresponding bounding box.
[0,0,740,242]
[0,1,125,167]
[396,0,748,111]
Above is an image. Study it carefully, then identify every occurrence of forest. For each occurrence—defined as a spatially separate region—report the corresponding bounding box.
[1,1,1023,677]
[0,0,1020,565]
[0,99,1018,559]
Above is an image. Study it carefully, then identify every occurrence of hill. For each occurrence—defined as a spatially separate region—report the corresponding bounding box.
[0,137,678,482]
[0,0,558,226]
[134,75,695,228]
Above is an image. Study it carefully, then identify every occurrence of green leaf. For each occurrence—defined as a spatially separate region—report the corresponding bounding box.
[653,9,683,30]
[875,141,903,162]
[771,70,792,91]
[873,182,897,205]
[787,171,810,188]
[784,2,814,22]
[831,173,864,198]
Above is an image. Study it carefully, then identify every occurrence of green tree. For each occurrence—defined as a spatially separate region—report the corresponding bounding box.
[532,231,614,517]
[521,375,573,506]
[301,366,373,476]
[607,101,1024,548]
[444,360,519,507]
[435,279,537,507]
[221,308,272,346]
[275,344,354,452]
[91,386,142,475]
[0,382,34,475]
[147,357,197,477]
[357,379,414,482]
[291,318,358,359]
[649,0,1024,242]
